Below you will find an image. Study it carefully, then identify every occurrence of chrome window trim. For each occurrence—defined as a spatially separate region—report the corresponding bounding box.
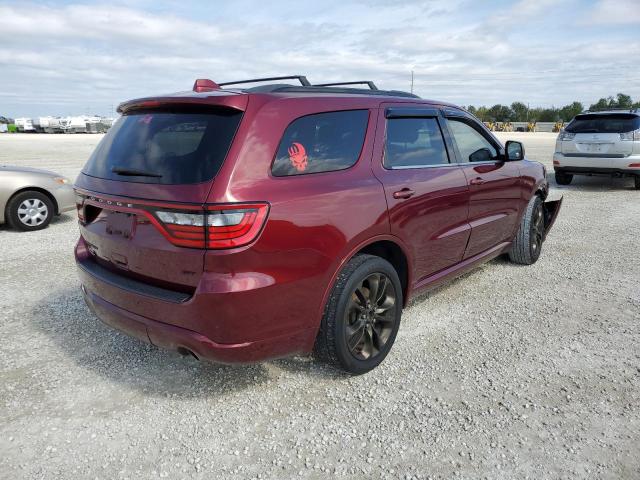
[455,160,503,166]
[388,163,459,170]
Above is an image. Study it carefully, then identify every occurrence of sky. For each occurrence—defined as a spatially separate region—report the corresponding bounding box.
[0,0,639,117]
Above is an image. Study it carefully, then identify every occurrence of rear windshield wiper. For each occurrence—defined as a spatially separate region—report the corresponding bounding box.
[111,166,162,178]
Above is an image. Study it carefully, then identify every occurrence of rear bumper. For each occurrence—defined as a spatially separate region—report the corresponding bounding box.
[75,236,319,363]
[80,282,316,364]
[553,153,640,176]
[553,166,640,177]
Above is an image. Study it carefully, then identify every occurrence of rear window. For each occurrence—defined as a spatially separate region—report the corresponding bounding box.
[565,114,640,134]
[271,110,369,176]
[82,108,243,184]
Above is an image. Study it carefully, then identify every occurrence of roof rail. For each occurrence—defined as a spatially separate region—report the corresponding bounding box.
[266,86,419,98]
[314,81,378,91]
[581,107,638,114]
[219,75,311,87]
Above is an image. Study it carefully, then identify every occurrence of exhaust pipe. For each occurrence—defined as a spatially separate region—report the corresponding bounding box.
[177,347,199,360]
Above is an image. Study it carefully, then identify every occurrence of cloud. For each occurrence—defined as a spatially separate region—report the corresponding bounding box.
[582,0,640,25]
[0,1,638,116]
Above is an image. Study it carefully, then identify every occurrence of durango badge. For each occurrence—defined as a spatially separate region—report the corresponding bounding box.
[288,142,308,172]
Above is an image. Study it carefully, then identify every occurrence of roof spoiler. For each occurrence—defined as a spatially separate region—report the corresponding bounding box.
[117,94,248,114]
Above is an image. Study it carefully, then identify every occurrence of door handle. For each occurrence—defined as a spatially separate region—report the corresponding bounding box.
[393,188,415,199]
[469,177,485,186]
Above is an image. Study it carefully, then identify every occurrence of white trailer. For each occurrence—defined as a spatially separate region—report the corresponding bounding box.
[43,117,64,133]
[32,117,55,133]
[14,118,35,132]
[60,116,89,134]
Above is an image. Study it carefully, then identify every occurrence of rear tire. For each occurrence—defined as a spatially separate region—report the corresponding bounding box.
[314,254,402,375]
[6,191,54,231]
[555,171,573,185]
[634,176,640,190]
[508,196,545,265]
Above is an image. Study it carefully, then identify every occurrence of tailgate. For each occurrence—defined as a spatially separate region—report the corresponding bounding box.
[74,101,246,288]
[77,193,205,290]
[562,132,631,160]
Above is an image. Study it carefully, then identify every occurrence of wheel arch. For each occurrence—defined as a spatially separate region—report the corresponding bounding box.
[357,240,409,306]
[317,235,412,330]
[4,187,59,225]
[7,186,59,215]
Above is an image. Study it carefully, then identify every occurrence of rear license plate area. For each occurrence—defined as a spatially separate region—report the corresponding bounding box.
[582,143,611,154]
[106,211,135,239]
[581,143,599,153]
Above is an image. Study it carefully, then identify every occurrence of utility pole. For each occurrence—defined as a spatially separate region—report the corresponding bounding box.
[410,70,414,94]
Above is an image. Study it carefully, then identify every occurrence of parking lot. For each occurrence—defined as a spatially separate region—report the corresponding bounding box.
[1,132,638,479]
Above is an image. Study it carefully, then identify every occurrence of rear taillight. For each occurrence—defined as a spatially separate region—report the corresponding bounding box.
[628,163,640,168]
[558,131,575,141]
[620,128,640,141]
[156,211,207,248]
[153,203,269,249]
[206,205,269,249]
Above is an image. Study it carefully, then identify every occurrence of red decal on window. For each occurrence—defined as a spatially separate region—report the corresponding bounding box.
[138,114,153,125]
[288,142,308,172]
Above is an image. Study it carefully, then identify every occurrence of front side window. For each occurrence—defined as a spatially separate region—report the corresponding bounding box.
[447,119,498,162]
[272,110,369,176]
[384,117,449,168]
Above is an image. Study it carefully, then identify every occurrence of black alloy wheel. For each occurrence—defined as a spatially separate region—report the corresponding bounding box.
[314,254,403,375]
[345,272,396,361]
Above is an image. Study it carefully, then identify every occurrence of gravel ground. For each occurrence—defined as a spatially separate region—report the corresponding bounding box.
[0,132,638,479]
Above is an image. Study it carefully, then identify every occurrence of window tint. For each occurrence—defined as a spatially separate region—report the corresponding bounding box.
[82,109,243,184]
[384,118,449,168]
[448,119,498,162]
[272,110,369,176]
[565,114,640,133]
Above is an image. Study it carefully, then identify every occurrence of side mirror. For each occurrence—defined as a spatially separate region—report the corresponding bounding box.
[505,141,525,161]
[469,147,493,162]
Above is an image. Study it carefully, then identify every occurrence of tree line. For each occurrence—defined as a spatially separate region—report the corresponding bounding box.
[465,93,640,123]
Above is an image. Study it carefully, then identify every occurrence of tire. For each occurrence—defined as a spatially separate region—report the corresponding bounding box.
[314,254,403,375]
[508,195,545,265]
[634,176,640,190]
[555,171,573,185]
[6,190,55,231]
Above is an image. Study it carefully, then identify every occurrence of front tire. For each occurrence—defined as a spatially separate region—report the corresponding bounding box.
[6,191,54,231]
[508,196,545,265]
[555,171,573,185]
[314,254,402,375]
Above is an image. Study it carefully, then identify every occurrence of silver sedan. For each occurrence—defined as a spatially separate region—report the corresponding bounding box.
[0,165,76,231]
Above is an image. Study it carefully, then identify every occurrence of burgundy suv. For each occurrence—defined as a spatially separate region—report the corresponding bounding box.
[75,75,561,374]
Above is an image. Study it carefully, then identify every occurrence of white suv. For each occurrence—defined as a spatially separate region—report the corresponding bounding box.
[553,109,640,189]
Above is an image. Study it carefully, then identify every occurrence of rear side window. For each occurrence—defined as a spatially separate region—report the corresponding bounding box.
[272,110,369,176]
[384,118,449,168]
[82,108,243,184]
[565,114,640,134]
